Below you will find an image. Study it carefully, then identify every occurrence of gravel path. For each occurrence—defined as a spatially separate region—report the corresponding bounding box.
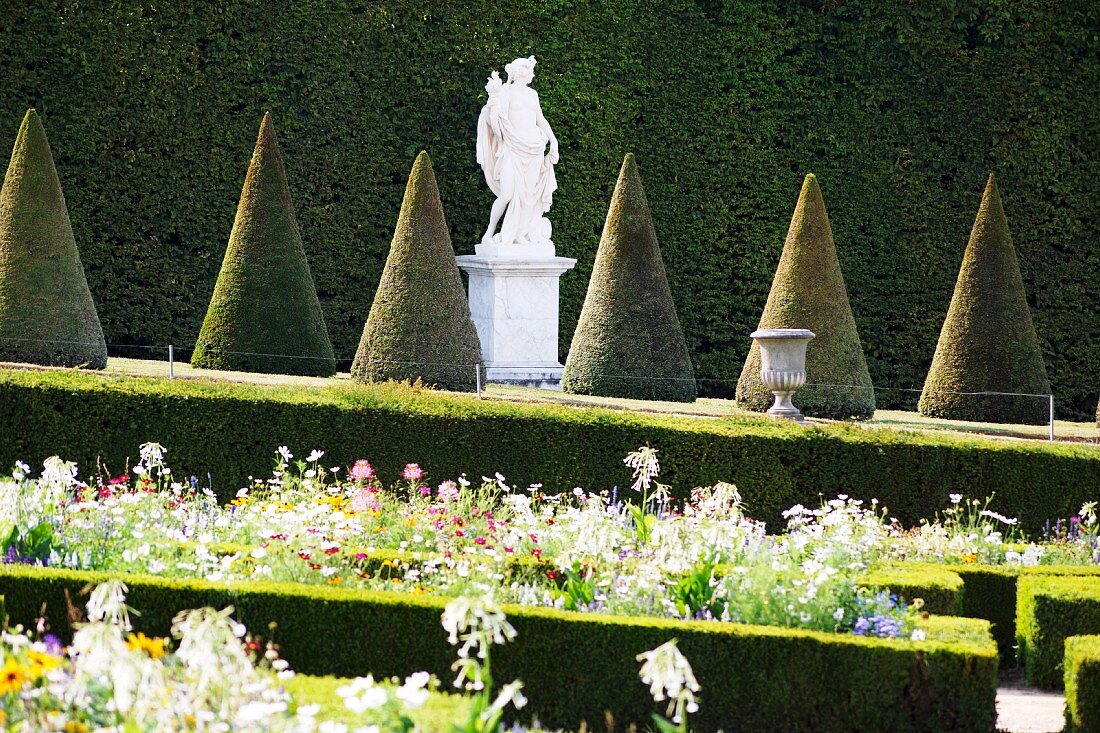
[997,684,1064,733]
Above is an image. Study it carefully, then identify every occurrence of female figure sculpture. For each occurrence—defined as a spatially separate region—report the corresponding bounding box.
[477,56,559,249]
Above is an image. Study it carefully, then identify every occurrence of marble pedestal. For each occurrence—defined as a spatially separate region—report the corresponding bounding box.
[456,248,576,389]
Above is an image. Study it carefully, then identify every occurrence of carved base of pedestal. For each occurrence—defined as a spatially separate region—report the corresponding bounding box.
[484,363,564,390]
[456,251,576,391]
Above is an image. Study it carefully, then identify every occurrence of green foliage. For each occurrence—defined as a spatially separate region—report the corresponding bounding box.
[0,110,106,369]
[191,113,336,377]
[2,2,1092,414]
[1065,635,1100,733]
[860,565,964,616]
[562,154,695,402]
[2,366,1100,533]
[1017,575,1100,689]
[0,520,57,564]
[918,175,1051,424]
[736,174,875,419]
[0,564,998,732]
[351,151,480,392]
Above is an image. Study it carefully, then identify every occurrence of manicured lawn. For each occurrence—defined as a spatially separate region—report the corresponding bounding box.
[80,357,1100,445]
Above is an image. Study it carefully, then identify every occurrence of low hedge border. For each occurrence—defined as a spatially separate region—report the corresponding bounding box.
[860,565,964,616]
[861,563,1100,664]
[0,367,1098,531]
[1017,576,1100,690]
[0,564,997,732]
[1065,635,1100,733]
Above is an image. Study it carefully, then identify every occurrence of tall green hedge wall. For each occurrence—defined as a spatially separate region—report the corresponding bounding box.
[0,1,1096,415]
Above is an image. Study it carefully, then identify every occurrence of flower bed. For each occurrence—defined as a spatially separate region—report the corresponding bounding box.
[1065,635,1100,733]
[2,367,1099,531]
[2,443,1097,640]
[0,565,998,732]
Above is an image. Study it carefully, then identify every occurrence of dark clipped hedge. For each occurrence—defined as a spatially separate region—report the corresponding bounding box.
[0,1,1096,416]
[0,565,998,732]
[2,366,1100,532]
[1065,635,1100,733]
[1017,575,1100,690]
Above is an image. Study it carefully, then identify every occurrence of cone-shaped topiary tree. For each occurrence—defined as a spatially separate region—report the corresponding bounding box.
[561,154,696,402]
[736,174,875,419]
[0,110,106,369]
[351,151,481,391]
[192,113,335,376]
[919,174,1051,424]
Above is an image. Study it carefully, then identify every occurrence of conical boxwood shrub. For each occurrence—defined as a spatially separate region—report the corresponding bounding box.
[736,174,875,419]
[0,110,106,369]
[191,113,336,376]
[561,154,696,403]
[351,151,481,391]
[919,174,1051,425]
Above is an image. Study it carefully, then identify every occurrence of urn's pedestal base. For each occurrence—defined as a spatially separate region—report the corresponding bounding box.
[766,391,807,423]
[456,251,576,390]
[766,406,807,423]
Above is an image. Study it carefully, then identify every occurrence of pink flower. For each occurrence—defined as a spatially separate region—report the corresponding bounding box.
[350,460,374,481]
[474,536,487,546]
[437,480,459,502]
[419,485,432,495]
[403,463,424,482]
[350,490,371,512]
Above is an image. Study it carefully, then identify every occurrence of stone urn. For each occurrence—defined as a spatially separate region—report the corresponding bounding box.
[750,328,816,423]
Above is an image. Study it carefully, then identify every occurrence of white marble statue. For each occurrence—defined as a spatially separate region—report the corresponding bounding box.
[477,56,559,249]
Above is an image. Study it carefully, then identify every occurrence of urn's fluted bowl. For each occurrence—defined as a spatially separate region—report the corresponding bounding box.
[750,328,815,422]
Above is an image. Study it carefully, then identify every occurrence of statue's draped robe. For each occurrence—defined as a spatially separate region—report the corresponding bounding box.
[477,85,557,246]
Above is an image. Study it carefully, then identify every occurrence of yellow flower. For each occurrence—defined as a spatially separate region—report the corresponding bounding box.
[64,722,89,733]
[0,657,29,695]
[126,632,169,659]
[960,553,978,564]
[27,649,62,677]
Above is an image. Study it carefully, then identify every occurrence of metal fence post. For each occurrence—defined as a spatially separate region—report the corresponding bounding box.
[168,344,175,379]
[475,363,482,399]
[1049,394,1054,442]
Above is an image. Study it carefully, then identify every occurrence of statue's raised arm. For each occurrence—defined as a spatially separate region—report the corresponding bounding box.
[476,56,558,252]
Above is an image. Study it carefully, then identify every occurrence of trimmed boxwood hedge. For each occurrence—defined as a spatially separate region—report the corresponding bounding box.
[1065,635,1100,733]
[861,563,1100,665]
[861,565,964,616]
[1017,576,1100,690]
[0,564,997,732]
[1,366,1099,533]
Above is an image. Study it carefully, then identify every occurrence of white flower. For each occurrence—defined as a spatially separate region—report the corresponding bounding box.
[623,446,661,494]
[338,676,388,713]
[277,446,293,462]
[307,449,325,463]
[395,671,431,709]
[441,595,516,660]
[86,579,133,630]
[949,494,962,504]
[911,629,927,641]
[637,638,700,720]
[980,510,1018,526]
